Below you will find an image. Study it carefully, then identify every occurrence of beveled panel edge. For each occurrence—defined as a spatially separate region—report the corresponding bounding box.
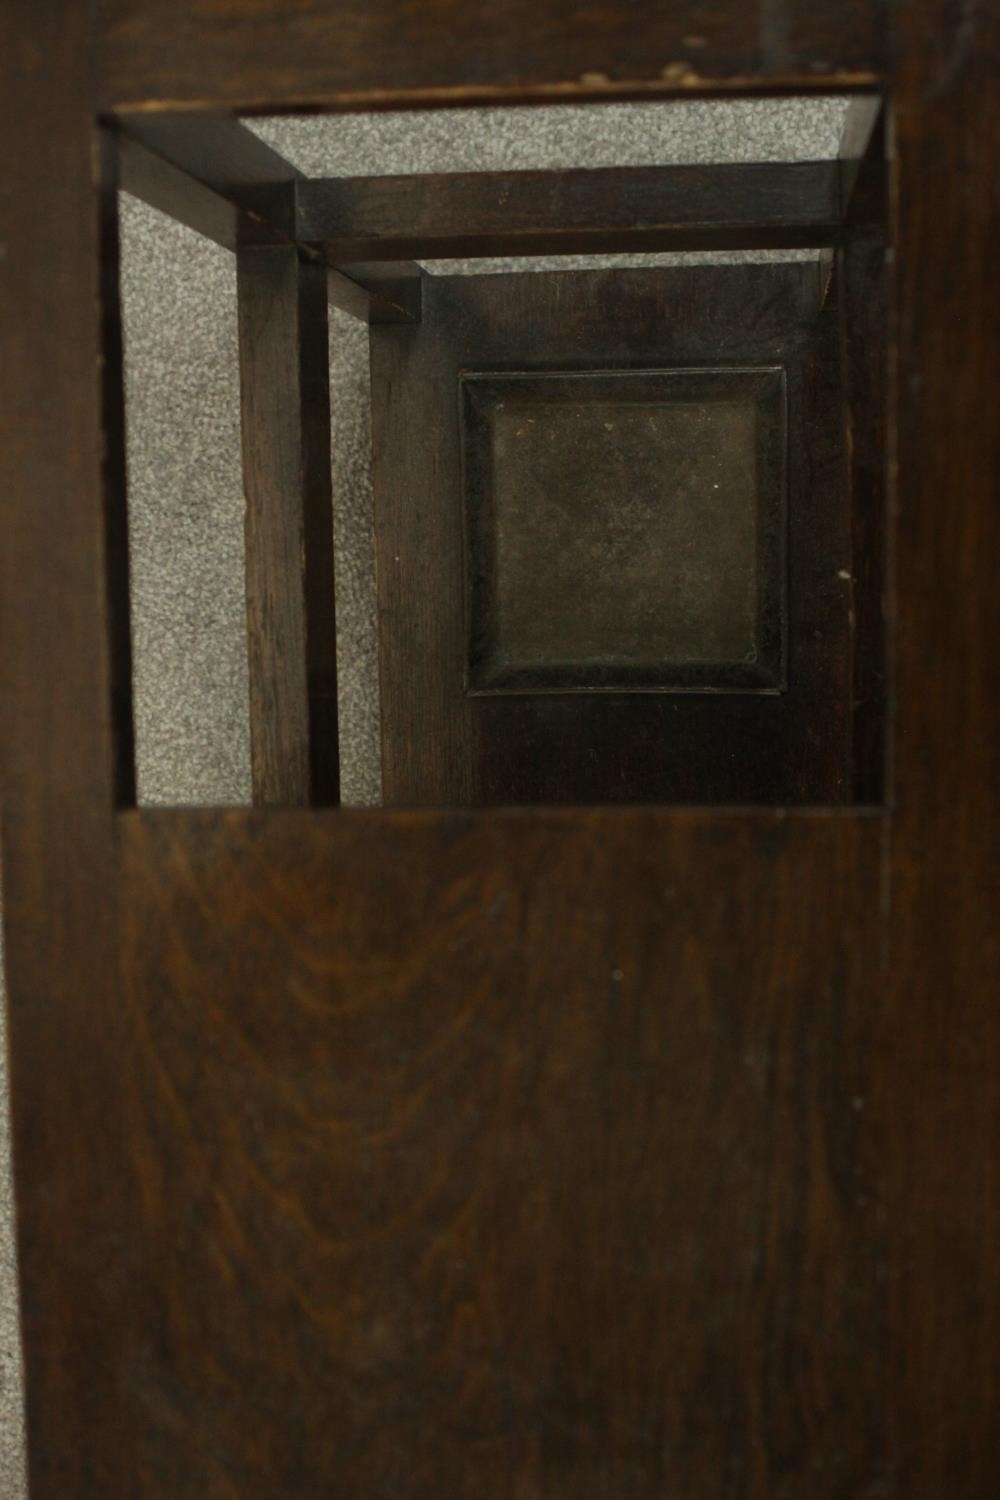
[460,366,787,696]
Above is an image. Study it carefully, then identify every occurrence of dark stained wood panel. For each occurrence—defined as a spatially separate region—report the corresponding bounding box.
[1,5,994,1498]
[886,0,1000,1493]
[97,1,885,112]
[461,367,787,693]
[371,262,855,807]
[118,805,886,1499]
[238,245,340,806]
[0,2,138,1494]
[297,161,843,261]
[835,96,887,803]
[837,235,887,804]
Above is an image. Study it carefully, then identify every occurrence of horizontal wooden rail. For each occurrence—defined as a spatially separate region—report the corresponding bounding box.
[117,134,279,252]
[116,111,882,305]
[119,113,301,236]
[97,1,886,113]
[117,114,422,322]
[295,160,844,262]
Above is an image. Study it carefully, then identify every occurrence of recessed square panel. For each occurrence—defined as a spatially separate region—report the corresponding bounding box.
[461,368,786,693]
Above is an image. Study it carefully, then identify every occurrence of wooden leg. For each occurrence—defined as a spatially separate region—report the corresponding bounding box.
[237,246,340,806]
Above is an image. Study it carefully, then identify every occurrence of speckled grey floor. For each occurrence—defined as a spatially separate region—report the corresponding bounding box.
[0,97,847,1494]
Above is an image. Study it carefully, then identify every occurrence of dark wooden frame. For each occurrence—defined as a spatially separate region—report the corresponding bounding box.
[371,262,856,807]
[1,3,997,1496]
[296,160,846,259]
[460,366,788,695]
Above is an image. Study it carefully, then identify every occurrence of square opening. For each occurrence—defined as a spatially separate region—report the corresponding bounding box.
[116,93,887,810]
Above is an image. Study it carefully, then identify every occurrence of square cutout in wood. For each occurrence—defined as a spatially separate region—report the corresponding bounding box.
[461,368,786,694]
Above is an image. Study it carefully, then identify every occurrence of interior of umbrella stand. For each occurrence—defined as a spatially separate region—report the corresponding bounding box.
[118,95,887,811]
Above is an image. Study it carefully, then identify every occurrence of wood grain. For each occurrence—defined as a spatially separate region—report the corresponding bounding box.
[96,0,885,112]
[371,262,855,807]
[886,0,1000,1493]
[238,245,340,806]
[296,161,843,262]
[118,805,886,1499]
[0,3,137,1493]
[2,3,995,1495]
[837,234,887,804]
[834,96,888,803]
[460,367,787,694]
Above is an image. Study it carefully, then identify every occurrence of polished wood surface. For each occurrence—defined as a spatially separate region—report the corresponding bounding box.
[238,245,340,806]
[297,161,844,261]
[838,233,887,804]
[118,805,885,1498]
[887,0,1000,1492]
[460,367,787,694]
[96,1,885,112]
[0,3,137,1493]
[371,263,856,807]
[2,0,997,1495]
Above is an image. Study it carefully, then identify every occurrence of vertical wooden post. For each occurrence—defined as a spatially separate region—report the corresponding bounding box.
[237,247,340,806]
[838,232,887,805]
[98,129,139,808]
[888,1,1000,1493]
[0,6,138,1495]
[837,105,888,805]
